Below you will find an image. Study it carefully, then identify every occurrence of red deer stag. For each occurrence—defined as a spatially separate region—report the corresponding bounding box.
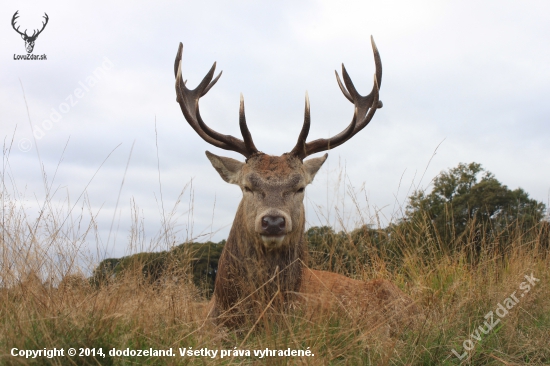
[174,37,417,330]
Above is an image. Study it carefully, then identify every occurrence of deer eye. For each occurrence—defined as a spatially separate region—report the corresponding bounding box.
[296,187,305,194]
[244,186,252,193]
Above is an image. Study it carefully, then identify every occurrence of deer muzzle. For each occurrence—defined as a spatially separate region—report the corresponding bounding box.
[256,210,292,247]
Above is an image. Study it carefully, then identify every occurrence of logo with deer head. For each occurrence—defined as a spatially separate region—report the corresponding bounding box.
[12,11,49,54]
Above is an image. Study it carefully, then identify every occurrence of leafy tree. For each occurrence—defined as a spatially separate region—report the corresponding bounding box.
[405,162,546,249]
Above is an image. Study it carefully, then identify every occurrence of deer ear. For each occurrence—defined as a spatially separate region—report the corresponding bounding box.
[205,151,244,184]
[303,153,328,184]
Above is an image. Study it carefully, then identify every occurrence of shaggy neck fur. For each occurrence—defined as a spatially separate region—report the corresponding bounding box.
[213,201,306,326]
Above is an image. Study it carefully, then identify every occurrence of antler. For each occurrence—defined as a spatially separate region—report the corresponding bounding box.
[11,11,25,37]
[31,13,49,39]
[11,11,49,39]
[174,43,259,158]
[290,36,383,160]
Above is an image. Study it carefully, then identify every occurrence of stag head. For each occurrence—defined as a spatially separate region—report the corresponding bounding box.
[12,11,49,54]
[205,150,327,248]
[174,38,382,249]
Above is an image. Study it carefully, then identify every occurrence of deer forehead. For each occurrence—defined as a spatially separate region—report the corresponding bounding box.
[246,173,303,191]
[242,155,307,186]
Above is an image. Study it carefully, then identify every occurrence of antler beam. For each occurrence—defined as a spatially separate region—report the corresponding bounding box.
[11,11,25,37]
[174,43,259,158]
[32,13,49,38]
[289,36,383,159]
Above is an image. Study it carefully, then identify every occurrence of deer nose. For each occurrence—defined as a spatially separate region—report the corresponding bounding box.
[261,216,286,235]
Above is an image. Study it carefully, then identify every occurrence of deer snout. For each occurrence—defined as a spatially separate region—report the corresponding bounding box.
[261,216,285,236]
[255,210,292,237]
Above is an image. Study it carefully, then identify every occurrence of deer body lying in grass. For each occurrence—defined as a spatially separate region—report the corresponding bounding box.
[174,37,417,329]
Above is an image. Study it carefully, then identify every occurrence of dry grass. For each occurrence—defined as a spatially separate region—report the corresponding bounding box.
[1,151,549,365]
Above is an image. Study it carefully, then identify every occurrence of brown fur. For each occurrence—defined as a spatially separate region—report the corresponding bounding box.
[300,269,418,332]
[204,152,418,331]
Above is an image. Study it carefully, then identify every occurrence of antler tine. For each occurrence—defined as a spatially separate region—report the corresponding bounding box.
[239,94,259,156]
[341,64,361,102]
[289,92,311,158]
[202,69,222,97]
[196,62,218,96]
[289,36,382,159]
[174,43,258,158]
[174,43,183,78]
[371,35,383,97]
[335,70,353,103]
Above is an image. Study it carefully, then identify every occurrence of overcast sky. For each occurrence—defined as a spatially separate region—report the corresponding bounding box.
[2,0,549,261]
